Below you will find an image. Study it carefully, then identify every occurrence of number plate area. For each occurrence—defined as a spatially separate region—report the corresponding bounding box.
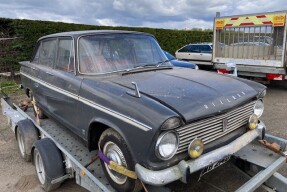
[199,155,231,178]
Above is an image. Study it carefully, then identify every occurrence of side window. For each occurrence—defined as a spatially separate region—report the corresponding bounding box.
[56,38,74,72]
[200,45,212,53]
[32,43,41,63]
[39,39,57,67]
[178,45,190,53]
[189,45,200,53]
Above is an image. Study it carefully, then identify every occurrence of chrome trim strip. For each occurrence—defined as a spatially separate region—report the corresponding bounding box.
[21,72,152,131]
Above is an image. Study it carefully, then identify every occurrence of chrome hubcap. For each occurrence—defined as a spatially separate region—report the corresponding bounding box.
[103,141,127,184]
[35,150,45,184]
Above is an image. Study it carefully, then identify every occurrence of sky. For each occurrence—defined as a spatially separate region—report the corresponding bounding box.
[0,0,286,29]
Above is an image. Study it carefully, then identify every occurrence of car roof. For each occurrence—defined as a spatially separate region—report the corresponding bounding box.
[38,30,154,40]
[188,42,212,45]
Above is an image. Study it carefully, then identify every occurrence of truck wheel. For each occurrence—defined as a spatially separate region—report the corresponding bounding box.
[99,128,141,192]
[31,94,46,119]
[33,138,65,191]
[16,119,39,162]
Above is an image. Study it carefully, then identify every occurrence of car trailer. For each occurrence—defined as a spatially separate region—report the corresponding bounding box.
[1,95,287,192]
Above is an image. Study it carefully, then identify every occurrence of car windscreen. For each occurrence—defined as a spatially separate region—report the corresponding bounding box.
[78,34,167,74]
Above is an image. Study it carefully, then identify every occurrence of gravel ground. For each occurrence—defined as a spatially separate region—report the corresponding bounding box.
[0,81,286,192]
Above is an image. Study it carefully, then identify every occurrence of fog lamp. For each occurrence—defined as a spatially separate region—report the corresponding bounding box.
[188,138,204,159]
[249,114,259,130]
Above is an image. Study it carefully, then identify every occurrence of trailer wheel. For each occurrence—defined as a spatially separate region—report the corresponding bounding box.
[31,94,46,119]
[33,138,65,191]
[16,119,39,162]
[99,128,142,192]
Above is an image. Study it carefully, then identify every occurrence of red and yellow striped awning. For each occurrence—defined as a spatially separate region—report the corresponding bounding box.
[216,14,286,30]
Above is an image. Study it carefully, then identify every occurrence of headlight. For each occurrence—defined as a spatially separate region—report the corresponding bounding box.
[155,131,179,160]
[254,99,264,118]
[161,117,182,130]
[188,138,204,159]
[195,65,199,70]
[249,114,259,130]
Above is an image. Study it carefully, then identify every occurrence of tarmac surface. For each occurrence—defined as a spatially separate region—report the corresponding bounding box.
[0,81,286,192]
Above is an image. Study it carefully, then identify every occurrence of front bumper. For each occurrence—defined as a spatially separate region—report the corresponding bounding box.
[135,121,266,186]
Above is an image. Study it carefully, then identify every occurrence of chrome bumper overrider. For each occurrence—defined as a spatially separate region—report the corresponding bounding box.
[135,121,266,186]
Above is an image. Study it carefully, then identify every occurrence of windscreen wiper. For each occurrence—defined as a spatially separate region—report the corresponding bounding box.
[156,59,170,67]
[122,62,172,75]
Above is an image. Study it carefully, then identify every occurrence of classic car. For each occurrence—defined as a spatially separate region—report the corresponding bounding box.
[20,30,267,192]
[175,43,213,66]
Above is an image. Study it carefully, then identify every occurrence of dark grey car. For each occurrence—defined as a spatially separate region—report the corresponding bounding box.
[20,30,267,192]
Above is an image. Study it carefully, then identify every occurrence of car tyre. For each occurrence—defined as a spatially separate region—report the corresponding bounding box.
[33,138,65,191]
[99,128,142,192]
[31,93,46,119]
[16,119,39,162]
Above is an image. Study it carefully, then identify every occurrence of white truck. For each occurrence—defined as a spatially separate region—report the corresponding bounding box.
[212,11,287,81]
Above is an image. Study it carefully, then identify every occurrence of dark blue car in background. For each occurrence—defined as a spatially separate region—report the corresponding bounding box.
[163,50,198,69]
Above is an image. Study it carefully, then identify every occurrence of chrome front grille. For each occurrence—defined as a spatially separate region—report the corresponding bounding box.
[176,100,256,154]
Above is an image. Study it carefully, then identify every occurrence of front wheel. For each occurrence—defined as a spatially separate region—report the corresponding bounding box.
[99,128,141,192]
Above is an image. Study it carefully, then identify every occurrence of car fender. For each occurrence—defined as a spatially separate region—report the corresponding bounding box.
[87,117,136,158]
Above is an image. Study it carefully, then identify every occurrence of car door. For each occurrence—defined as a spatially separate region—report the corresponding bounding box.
[199,45,212,62]
[175,45,192,60]
[187,45,202,61]
[45,37,82,133]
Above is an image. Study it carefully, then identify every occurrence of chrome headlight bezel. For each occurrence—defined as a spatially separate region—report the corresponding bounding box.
[258,89,267,98]
[161,117,182,130]
[155,131,179,160]
[254,99,264,118]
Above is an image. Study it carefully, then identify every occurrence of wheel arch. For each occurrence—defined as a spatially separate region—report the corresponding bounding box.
[87,118,128,152]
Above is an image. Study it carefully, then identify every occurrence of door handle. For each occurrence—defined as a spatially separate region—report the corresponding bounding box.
[30,67,38,71]
[46,71,54,76]
[34,82,39,88]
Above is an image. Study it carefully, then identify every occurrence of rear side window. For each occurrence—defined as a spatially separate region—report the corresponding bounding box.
[189,45,200,52]
[39,39,57,67]
[56,38,74,72]
[32,43,40,63]
[200,45,212,53]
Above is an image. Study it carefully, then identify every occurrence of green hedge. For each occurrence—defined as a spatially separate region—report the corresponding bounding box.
[0,18,212,70]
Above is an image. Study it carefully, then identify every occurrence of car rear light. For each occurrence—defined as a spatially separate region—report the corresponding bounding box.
[217,69,230,74]
[266,74,285,81]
